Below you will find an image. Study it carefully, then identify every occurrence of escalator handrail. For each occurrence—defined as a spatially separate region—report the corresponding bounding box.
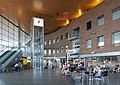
[0,47,11,56]
[0,47,19,56]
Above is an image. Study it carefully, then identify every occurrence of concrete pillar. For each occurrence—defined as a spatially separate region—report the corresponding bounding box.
[110,57,112,63]
[117,56,120,63]
[84,57,88,69]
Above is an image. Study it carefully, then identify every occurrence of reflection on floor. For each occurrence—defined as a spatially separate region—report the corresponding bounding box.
[0,69,120,85]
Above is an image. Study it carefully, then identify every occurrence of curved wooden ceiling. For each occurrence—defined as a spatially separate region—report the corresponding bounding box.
[0,0,103,34]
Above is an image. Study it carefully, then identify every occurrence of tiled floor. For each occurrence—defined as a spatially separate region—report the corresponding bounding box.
[0,69,120,85]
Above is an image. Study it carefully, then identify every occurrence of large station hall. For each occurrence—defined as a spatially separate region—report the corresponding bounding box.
[0,0,120,85]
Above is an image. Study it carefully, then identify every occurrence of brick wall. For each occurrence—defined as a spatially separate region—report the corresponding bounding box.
[45,0,120,57]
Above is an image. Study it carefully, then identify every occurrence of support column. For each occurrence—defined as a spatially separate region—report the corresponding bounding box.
[84,57,88,69]
[110,57,112,63]
[117,56,120,63]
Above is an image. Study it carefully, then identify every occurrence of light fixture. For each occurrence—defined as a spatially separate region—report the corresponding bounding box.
[78,9,82,16]
[66,19,69,25]
[97,0,100,2]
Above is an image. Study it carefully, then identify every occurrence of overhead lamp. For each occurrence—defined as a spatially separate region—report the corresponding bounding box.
[97,0,100,2]
[78,9,82,16]
[74,9,83,18]
[66,19,69,25]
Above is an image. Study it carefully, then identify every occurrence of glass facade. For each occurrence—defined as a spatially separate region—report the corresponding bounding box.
[20,29,29,47]
[0,15,28,53]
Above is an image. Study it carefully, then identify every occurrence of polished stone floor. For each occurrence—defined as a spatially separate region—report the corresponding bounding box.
[0,69,120,85]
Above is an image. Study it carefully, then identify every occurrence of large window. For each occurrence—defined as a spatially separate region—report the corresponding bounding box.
[44,50,47,55]
[73,39,80,48]
[60,47,64,53]
[0,15,28,52]
[48,49,51,55]
[0,16,19,51]
[112,31,120,44]
[44,41,47,45]
[87,21,92,31]
[72,27,79,37]
[97,15,104,26]
[98,35,104,47]
[20,30,28,47]
[48,40,52,45]
[53,49,56,54]
[53,39,56,44]
[64,32,68,39]
[112,6,120,20]
[60,35,63,41]
[56,37,59,42]
[86,39,92,48]
[56,48,59,53]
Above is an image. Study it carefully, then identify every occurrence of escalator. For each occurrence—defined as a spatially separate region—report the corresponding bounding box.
[3,49,22,67]
[0,51,16,65]
[0,51,9,59]
[0,48,22,69]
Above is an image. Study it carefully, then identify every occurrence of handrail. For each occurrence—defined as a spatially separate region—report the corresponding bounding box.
[0,47,20,56]
[0,47,11,56]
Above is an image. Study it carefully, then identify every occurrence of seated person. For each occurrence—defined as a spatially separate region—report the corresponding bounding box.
[14,62,23,71]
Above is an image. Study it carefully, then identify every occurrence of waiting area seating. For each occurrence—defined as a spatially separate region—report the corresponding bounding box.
[60,63,110,83]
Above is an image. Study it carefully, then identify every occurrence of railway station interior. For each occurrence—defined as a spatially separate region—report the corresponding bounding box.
[0,0,120,85]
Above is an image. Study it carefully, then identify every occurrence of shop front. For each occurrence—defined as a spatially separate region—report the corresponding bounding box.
[80,51,120,68]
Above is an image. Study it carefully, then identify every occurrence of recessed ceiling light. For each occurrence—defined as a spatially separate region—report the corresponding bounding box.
[97,0,100,2]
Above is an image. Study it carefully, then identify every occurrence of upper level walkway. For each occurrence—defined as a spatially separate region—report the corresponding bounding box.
[0,68,120,85]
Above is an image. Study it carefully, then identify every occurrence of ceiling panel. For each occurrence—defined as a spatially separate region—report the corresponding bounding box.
[0,0,103,34]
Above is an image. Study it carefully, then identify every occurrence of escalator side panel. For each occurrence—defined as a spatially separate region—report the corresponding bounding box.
[3,51,16,64]
[0,51,16,65]
[7,51,22,67]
